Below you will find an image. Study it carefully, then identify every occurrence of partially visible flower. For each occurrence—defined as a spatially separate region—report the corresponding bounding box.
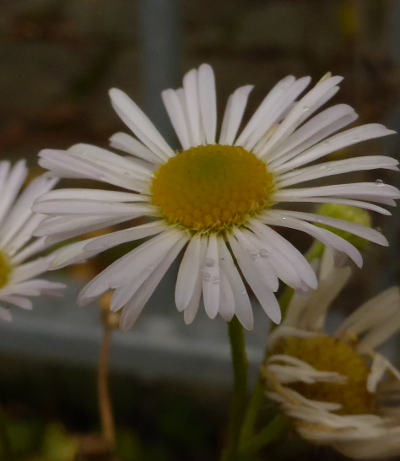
[34,64,398,330]
[264,249,400,459]
[0,160,65,321]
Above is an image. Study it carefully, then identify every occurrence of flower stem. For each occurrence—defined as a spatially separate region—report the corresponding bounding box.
[239,376,264,445]
[239,414,288,455]
[220,317,248,461]
[98,310,115,449]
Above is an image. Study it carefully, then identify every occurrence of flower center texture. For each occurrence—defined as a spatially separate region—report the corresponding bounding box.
[274,336,375,415]
[151,145,274,233]
[0,251,11,289]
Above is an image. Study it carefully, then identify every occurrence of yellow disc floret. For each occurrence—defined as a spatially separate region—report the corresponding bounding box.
[151,145,274,233]
[274,335,375,415]
[0,251,11,289]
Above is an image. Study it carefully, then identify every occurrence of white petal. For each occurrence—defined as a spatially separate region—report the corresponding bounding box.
[274,182,400,204]
[11,237,50,265]
[237,76,311,151]
[248,219,317,289]
[217,239,253,330]
[219,85,253,145]
[78,230,185,304]
[247,222,303,289]
[232,228,279,292]
[198,64,217,144]
[0,174,57,248]
[277,124,395,173]
[182,68,203,145]
[228,233,281,324]
[36,188,149,203]
[183,277,202,325]
[202,234,220,319]
[39,148,147,192]
[34,199,153,216]
[271,195,391,215]
[6,214,44,256]
[84,221,165,253]
[34,215,128,239]
[109,132,161,164]
[262,210,363,267]
[11,257,51,283]
[275,210,388,246]
[68,143,153,179]
[0,160,27,226]
[277,156,398,188]
[162,88,191,150]
[358,312,400,352]
[259,76,344,157]
[218,270,235,322]
[109,88,174,160]
[0,162,11,196]
[1,295,33,310]
[235,75,296,147]
[119,235,187,330]
[175,235,207,311]
[337,286,400,337]
[267,104,358,166]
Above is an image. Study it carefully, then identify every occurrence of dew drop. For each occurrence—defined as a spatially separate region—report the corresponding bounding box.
[302,105,310,112]
[202,271,211,282]
[375,179,384,185]
[259,248,269,257]
[205,257,215,267]
[211,275,220,285]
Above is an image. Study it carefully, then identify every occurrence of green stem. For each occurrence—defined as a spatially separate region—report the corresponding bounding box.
[220,317,248,461]
[239,415,288,456]
[239,377,263,445]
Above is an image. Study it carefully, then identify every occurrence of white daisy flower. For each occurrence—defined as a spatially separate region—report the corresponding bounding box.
[0,160,65,322]
[34,64,399,330]
[264,249,400,459]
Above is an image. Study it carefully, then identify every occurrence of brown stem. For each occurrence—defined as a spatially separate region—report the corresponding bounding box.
[98,310,115,449]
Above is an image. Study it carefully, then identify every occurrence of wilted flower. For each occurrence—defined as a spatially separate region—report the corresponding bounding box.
[264,249,400,459]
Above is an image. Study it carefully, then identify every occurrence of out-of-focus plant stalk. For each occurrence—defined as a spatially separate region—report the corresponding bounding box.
[98,300,116,450]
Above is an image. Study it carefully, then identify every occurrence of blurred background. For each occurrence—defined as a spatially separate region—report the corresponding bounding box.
[0,0,399,459]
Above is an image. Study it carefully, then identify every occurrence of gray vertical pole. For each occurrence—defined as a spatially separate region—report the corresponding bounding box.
[138,0,180,145]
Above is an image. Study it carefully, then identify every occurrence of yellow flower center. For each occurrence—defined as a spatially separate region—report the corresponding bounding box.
[151,145,274,233]
[274,335,375,415]
[0,251,11,288]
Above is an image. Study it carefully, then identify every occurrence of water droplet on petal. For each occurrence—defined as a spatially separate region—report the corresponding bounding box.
[302,105,310,112]
[205,257,215,267]
[375,179,384,185]
[202,271,211,282]
[211,275,220,285]
[259,249,269,257]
